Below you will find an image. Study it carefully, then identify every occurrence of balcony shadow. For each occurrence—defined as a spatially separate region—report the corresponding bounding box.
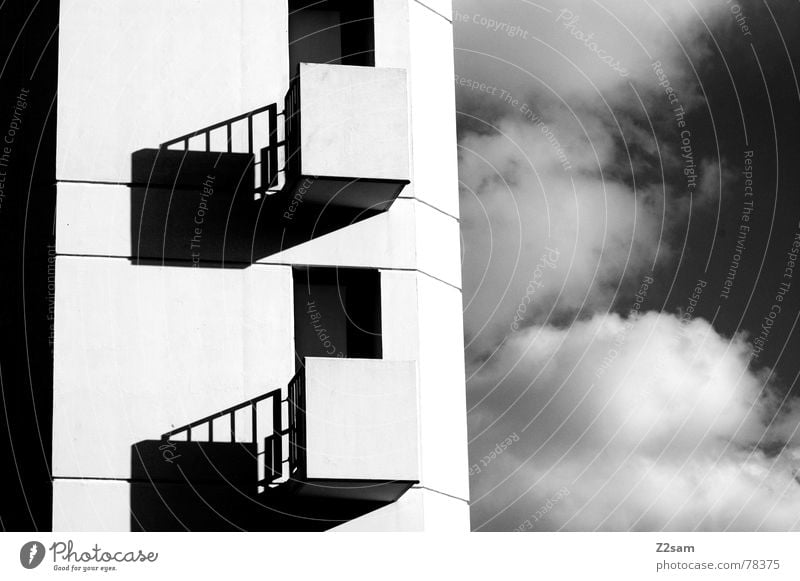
[131,149,392,268]
[129,439,407,531]
[130,439,260,531]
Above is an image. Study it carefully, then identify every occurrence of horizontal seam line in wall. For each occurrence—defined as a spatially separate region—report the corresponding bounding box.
[53,478,471,503]
[53,476,257,486]
[58,180,461,223]
[411,485,469,504]
[54,254,463,292]
[59,179,135,187]
[54,476,138,483]
[411,0,452,22]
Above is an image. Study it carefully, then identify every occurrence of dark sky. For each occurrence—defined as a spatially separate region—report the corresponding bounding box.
[454,0,800,531]
[666,2,800,383]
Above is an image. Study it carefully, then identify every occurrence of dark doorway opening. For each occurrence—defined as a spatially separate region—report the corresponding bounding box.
[289,0,375,75]
[293,267,382,369]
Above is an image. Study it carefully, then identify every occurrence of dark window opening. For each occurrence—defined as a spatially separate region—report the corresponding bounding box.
[288,0,375,76]
[293,267,382,369]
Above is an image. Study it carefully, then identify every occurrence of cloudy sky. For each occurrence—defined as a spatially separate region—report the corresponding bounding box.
[453,0,800,531]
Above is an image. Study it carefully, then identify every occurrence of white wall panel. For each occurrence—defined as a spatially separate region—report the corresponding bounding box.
[53,257,293,479]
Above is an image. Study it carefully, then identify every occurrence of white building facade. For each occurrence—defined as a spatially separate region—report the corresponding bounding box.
[53,0,469,531]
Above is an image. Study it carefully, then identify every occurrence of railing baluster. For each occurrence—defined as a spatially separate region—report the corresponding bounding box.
[183,137,189,150]
[226,123,232,153]
[300,372,306,475]
[247,114,253,155]
[251,402,257,444]
[205,130,210,152]
[272,391,281,477]
[186,426,191,442]
[268,104,278,188]
[272,437,280,480]
[208,418,213,441]
[230,411,235,442]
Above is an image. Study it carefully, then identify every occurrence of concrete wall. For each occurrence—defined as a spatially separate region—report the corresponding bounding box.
[299,63,410,181]
[380,270,469,501]
[53,258,295,480]
[57,184,462,289]
[53,480,130,532]
[405,1,459,218]
[54,0,468,531]
[304,358,419,481]
[57,0,286,183]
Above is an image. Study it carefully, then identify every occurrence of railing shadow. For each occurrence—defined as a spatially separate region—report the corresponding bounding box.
[130,92,388,268]
[129,366,416,531]
[129,384,301,531]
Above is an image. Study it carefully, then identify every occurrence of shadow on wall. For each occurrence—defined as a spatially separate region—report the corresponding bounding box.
[130,148,384,267]
[129,440,394,531]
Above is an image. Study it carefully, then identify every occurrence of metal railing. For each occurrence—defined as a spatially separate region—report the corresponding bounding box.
[283,74,302,184]
[287,367,306,480]
[161,373,307,488]
[157,72,304,197]
[159,103,284,194]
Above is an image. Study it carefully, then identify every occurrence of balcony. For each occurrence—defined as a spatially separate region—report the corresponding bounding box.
[282,63,410,211]
[130,64,410,264]
[131,358,418,531]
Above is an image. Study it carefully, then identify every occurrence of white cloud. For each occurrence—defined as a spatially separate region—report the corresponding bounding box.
[459,103,669,356]
[469,312,800,531]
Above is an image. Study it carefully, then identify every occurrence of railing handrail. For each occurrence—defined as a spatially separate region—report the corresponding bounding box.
[158,368,306,487]
[161,388,281,441]
[159,103,281,150]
